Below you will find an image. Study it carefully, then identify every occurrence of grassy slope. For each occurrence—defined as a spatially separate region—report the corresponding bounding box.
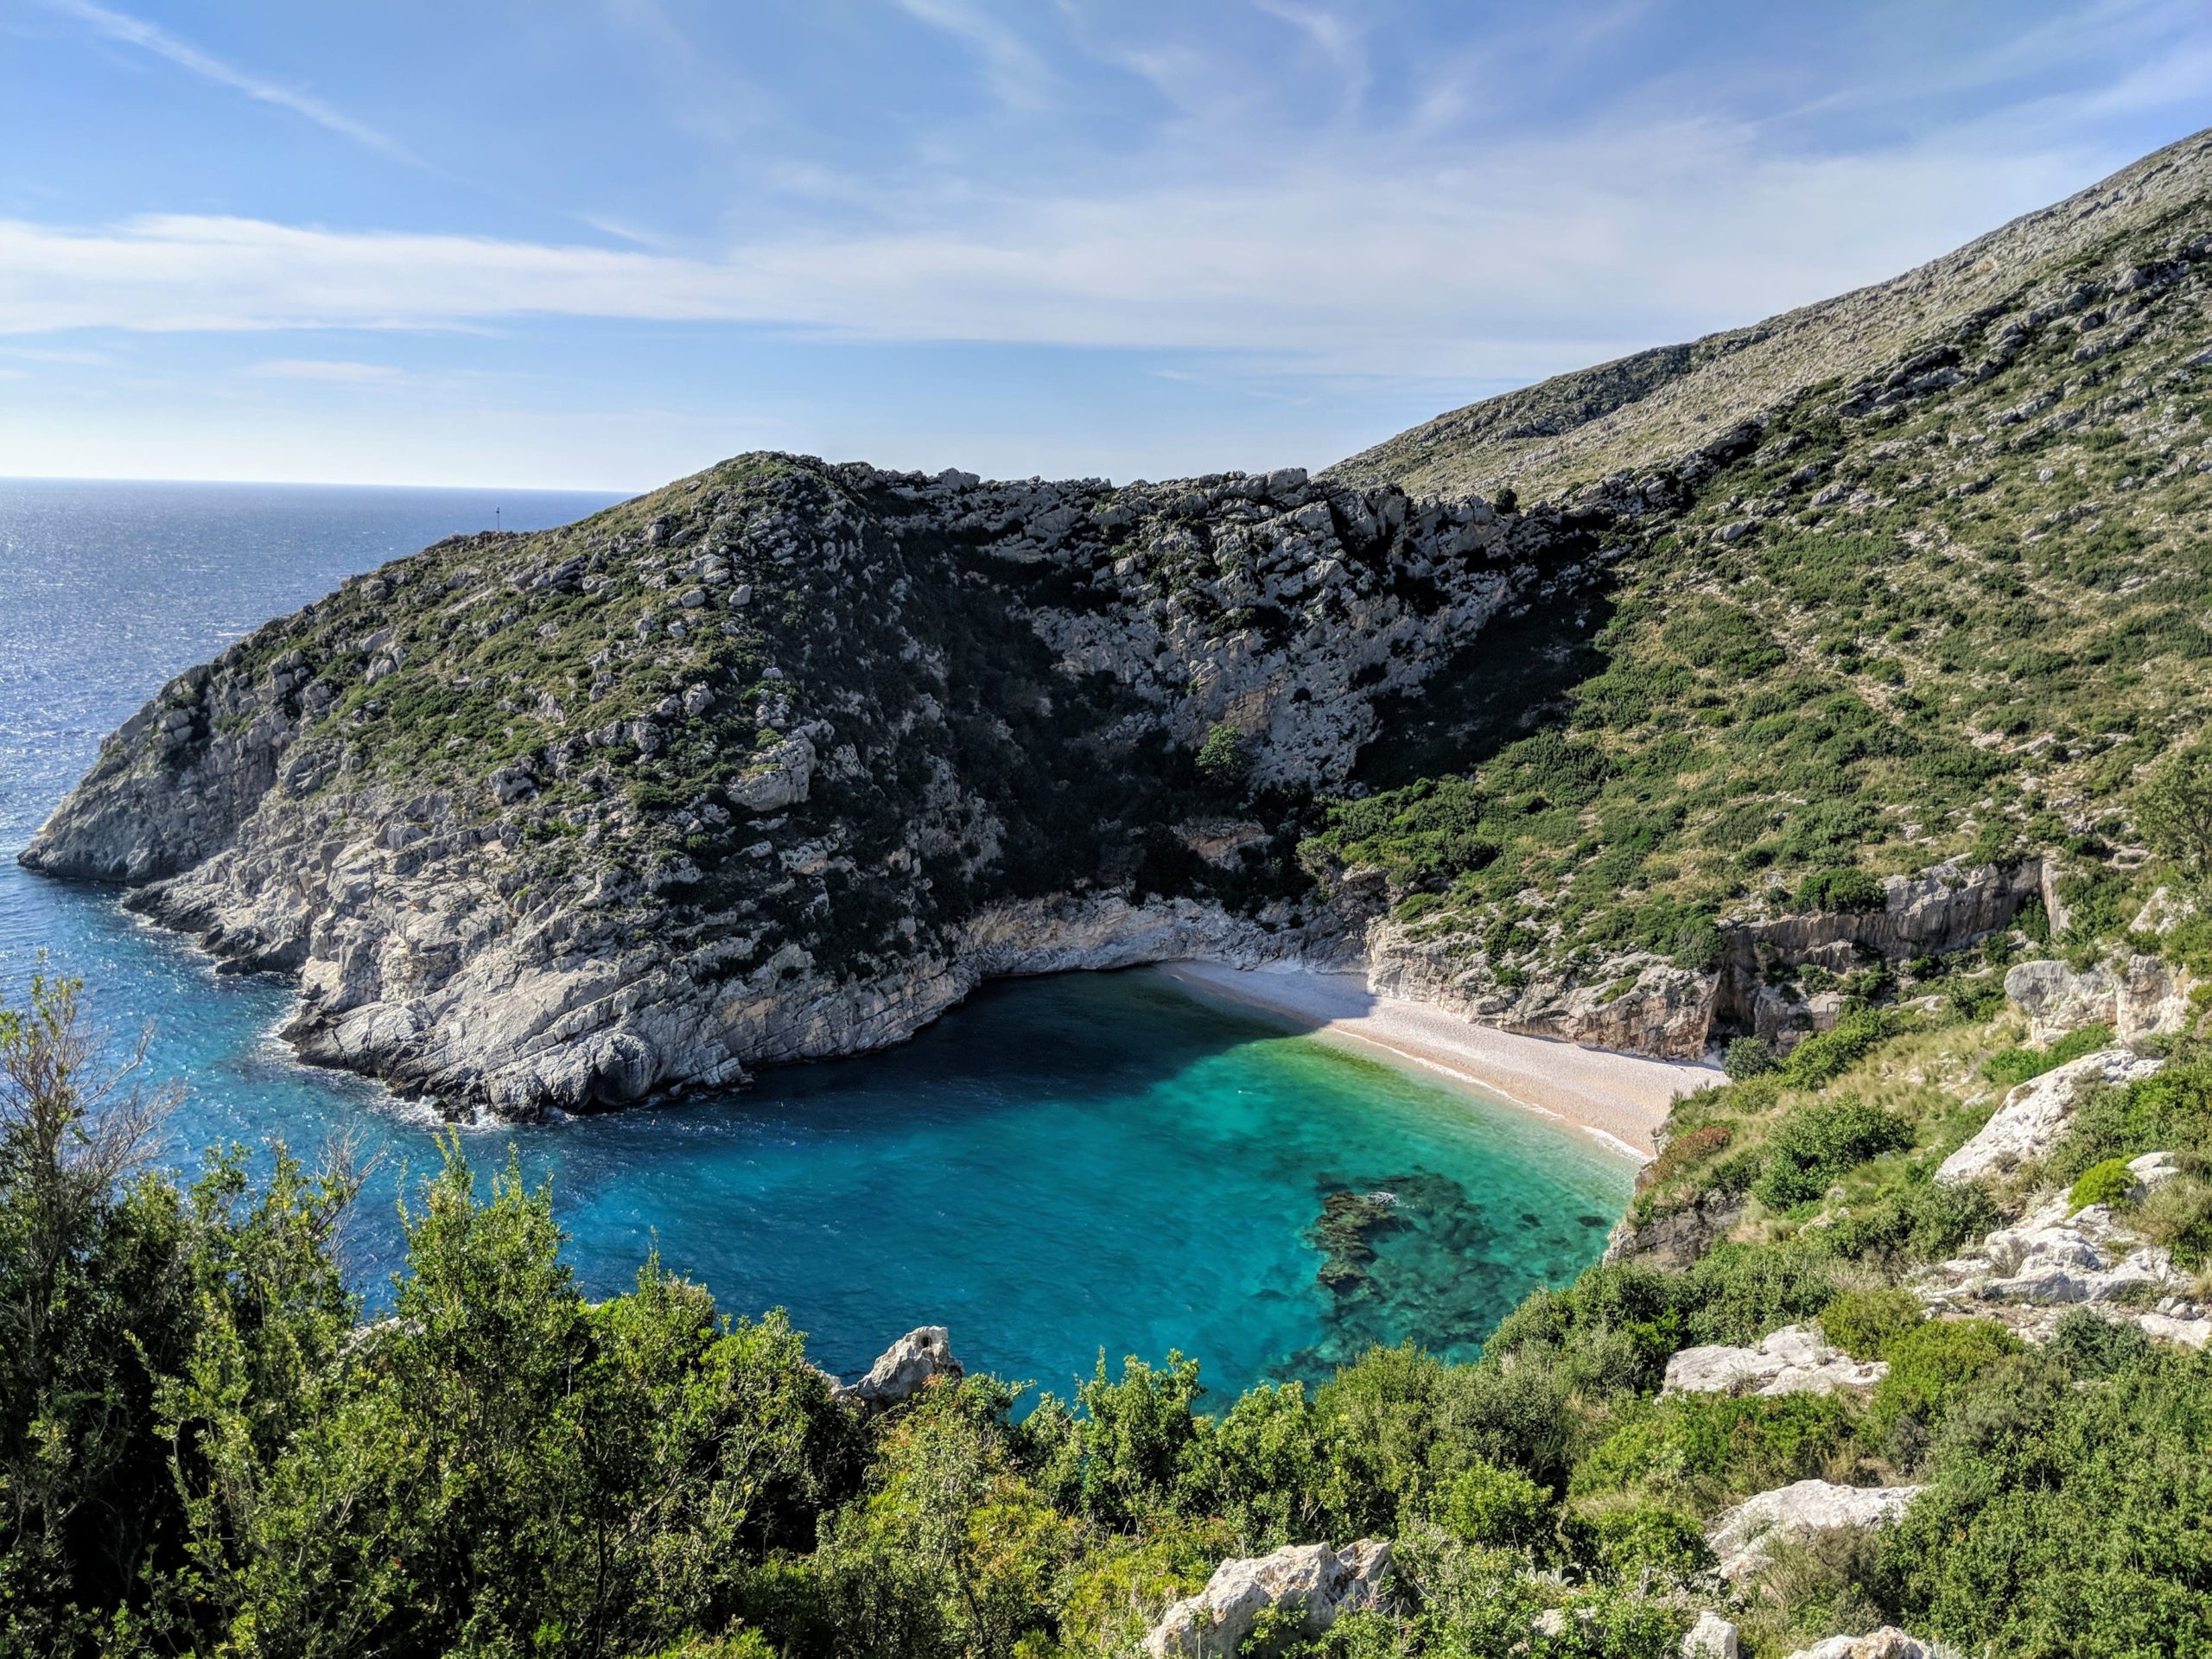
[1301,142,2212,1005]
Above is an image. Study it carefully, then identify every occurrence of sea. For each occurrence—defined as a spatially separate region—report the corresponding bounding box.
[0,477,1630,1397]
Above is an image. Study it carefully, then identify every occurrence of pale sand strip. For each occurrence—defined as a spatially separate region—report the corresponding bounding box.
[1156,961,1721,1162]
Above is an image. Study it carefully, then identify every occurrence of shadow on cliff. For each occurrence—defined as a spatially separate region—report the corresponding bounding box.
[1350,570,1618,792]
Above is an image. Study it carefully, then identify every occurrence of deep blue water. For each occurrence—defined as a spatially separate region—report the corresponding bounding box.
[0,477,1630,1396]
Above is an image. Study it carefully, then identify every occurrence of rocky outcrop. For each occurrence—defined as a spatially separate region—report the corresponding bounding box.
[1782,1631,1931,1659]
[1662,1325,1887,1398]
[1719,861,2046,1046]
[1918,1185,2212,1348]
[1707,1481,1923,1581]
[2004,955,2194,1046]
[1681,1611,1740,1659]
[834,1326,962,1410]
[1936,1048,2164,1185]
[22,454,1595,1116]
[1142,1540,1391,1658]
[1603,1191,1747,1270]
[1367,939,1716,1058]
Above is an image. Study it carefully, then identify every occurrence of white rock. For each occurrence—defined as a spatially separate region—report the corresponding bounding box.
[1936,1048,2163,1185]
[1682,1610,1741,1658]
[1707,1480,1923,1581]
[2130,1149,2181,1188]
[731,734,817,814]
[1663,1325,1886,1398]
[834,1326,962,1409]
[1783,1630,1929,1659]
[1143,1540,1391,1658]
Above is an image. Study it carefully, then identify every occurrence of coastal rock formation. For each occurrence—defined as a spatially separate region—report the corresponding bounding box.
[834,1325,962,1410]
[22,458,1586,1114]
[1662,1325,1887,1398]
[1141,1539,1391,1658]
[1936,1048,2164,1185]
[1707,1480,1923,1581]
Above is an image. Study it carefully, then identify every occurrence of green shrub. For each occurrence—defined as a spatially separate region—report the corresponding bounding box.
[2068,1157,2138,1214]
[1195,721,1250,785]
[1724,1038,1777,1081]
[1579,1503,1713,1586]
[1817,1288,1924,1361]
[1752,1098,1915,1209]
[2133,1175,2212,1270]
[1982,1022,2114,1089]
[1436,1459,1550,1549]
[1783,1009,1906,1089]
[1797,868,1887,913]
[1871,1318,2021,1433]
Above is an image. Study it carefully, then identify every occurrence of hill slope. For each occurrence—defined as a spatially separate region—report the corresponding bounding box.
[23,126,2212,1116]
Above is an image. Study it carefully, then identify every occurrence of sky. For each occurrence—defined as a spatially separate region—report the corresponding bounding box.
[0,1,2208,493]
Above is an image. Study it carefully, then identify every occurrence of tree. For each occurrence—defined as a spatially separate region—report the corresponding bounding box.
[2137,742,2212,886]
[1195,723,1251,787]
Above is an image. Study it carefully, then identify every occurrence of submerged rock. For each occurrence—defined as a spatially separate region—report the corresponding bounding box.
[1142,1539,1392,1657]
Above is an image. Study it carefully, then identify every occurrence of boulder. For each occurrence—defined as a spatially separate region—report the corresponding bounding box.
[731,734,817,814]
[1663,1325,1887,1398]
[1707,1480,1923,1581]
[1142,1539,1391,1658]
[835,1326,962,1410]
[1682,1610,1741,1658]
[1783,1630,1929,1659]
[1936,1048,2163,1185]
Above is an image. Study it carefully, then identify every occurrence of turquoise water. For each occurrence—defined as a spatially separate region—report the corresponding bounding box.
[0,479,1631,1396]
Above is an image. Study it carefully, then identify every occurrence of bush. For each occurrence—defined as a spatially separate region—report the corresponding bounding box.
[1578,1503,1713,1586]
[1724,1038,1778,1081]
[1797,868,1887,913]
[1871,1318,2021,1433]
[1752,1098,1915,1209]
[1782,1009,1906,1090]
[1436,1458,1550,1549]
[1982,1022,2114,1090]
[1194,722,1250,785]
[1817,1288,1924,1361]
[2068,1157,2138,1214]
[2133,1175,2212,1270]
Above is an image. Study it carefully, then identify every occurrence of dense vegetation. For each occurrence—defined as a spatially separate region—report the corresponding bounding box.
[12,928,2212,1659]
[1300,182,2212,1006]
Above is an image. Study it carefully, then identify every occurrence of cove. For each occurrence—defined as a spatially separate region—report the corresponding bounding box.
[0,479,1631,1400]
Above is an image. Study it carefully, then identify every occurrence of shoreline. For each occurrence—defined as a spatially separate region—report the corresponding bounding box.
[1155,961,1722,1162]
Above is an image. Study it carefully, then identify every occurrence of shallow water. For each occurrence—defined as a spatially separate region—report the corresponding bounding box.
[0,478,1630,1396]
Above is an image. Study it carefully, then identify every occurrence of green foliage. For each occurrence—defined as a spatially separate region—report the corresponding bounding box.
[1797,868,1887,913]
[1751,1097,1915,1209]
[2137,741,2212,887]
[1724,1038,1777,1081]
[1196,721,1252,786]
[1434,1459,1549,1550]
[2069,1157,2139,1214]
[1870,1318,2021,1436]
[1817,1288,1924,1361]
[1983,1021,2114,1089]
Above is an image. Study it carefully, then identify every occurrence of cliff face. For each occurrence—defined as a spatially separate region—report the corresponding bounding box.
[22,460,1587,1114]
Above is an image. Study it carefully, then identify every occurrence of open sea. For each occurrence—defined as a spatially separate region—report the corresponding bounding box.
[0,477,1630,1397]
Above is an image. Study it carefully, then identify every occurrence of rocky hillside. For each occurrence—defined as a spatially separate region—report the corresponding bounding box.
[25,125,2212,1114]
[20,460,1599,1113]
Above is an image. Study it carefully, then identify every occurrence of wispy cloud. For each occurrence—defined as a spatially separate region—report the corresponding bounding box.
[890,0,1053,110]
[34,0,416,162]
[245,358,411,385]
[0,112,2145,380]
[1249,0,1370,111]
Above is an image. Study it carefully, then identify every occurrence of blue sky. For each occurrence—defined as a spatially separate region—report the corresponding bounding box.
[1,1,2207,491]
